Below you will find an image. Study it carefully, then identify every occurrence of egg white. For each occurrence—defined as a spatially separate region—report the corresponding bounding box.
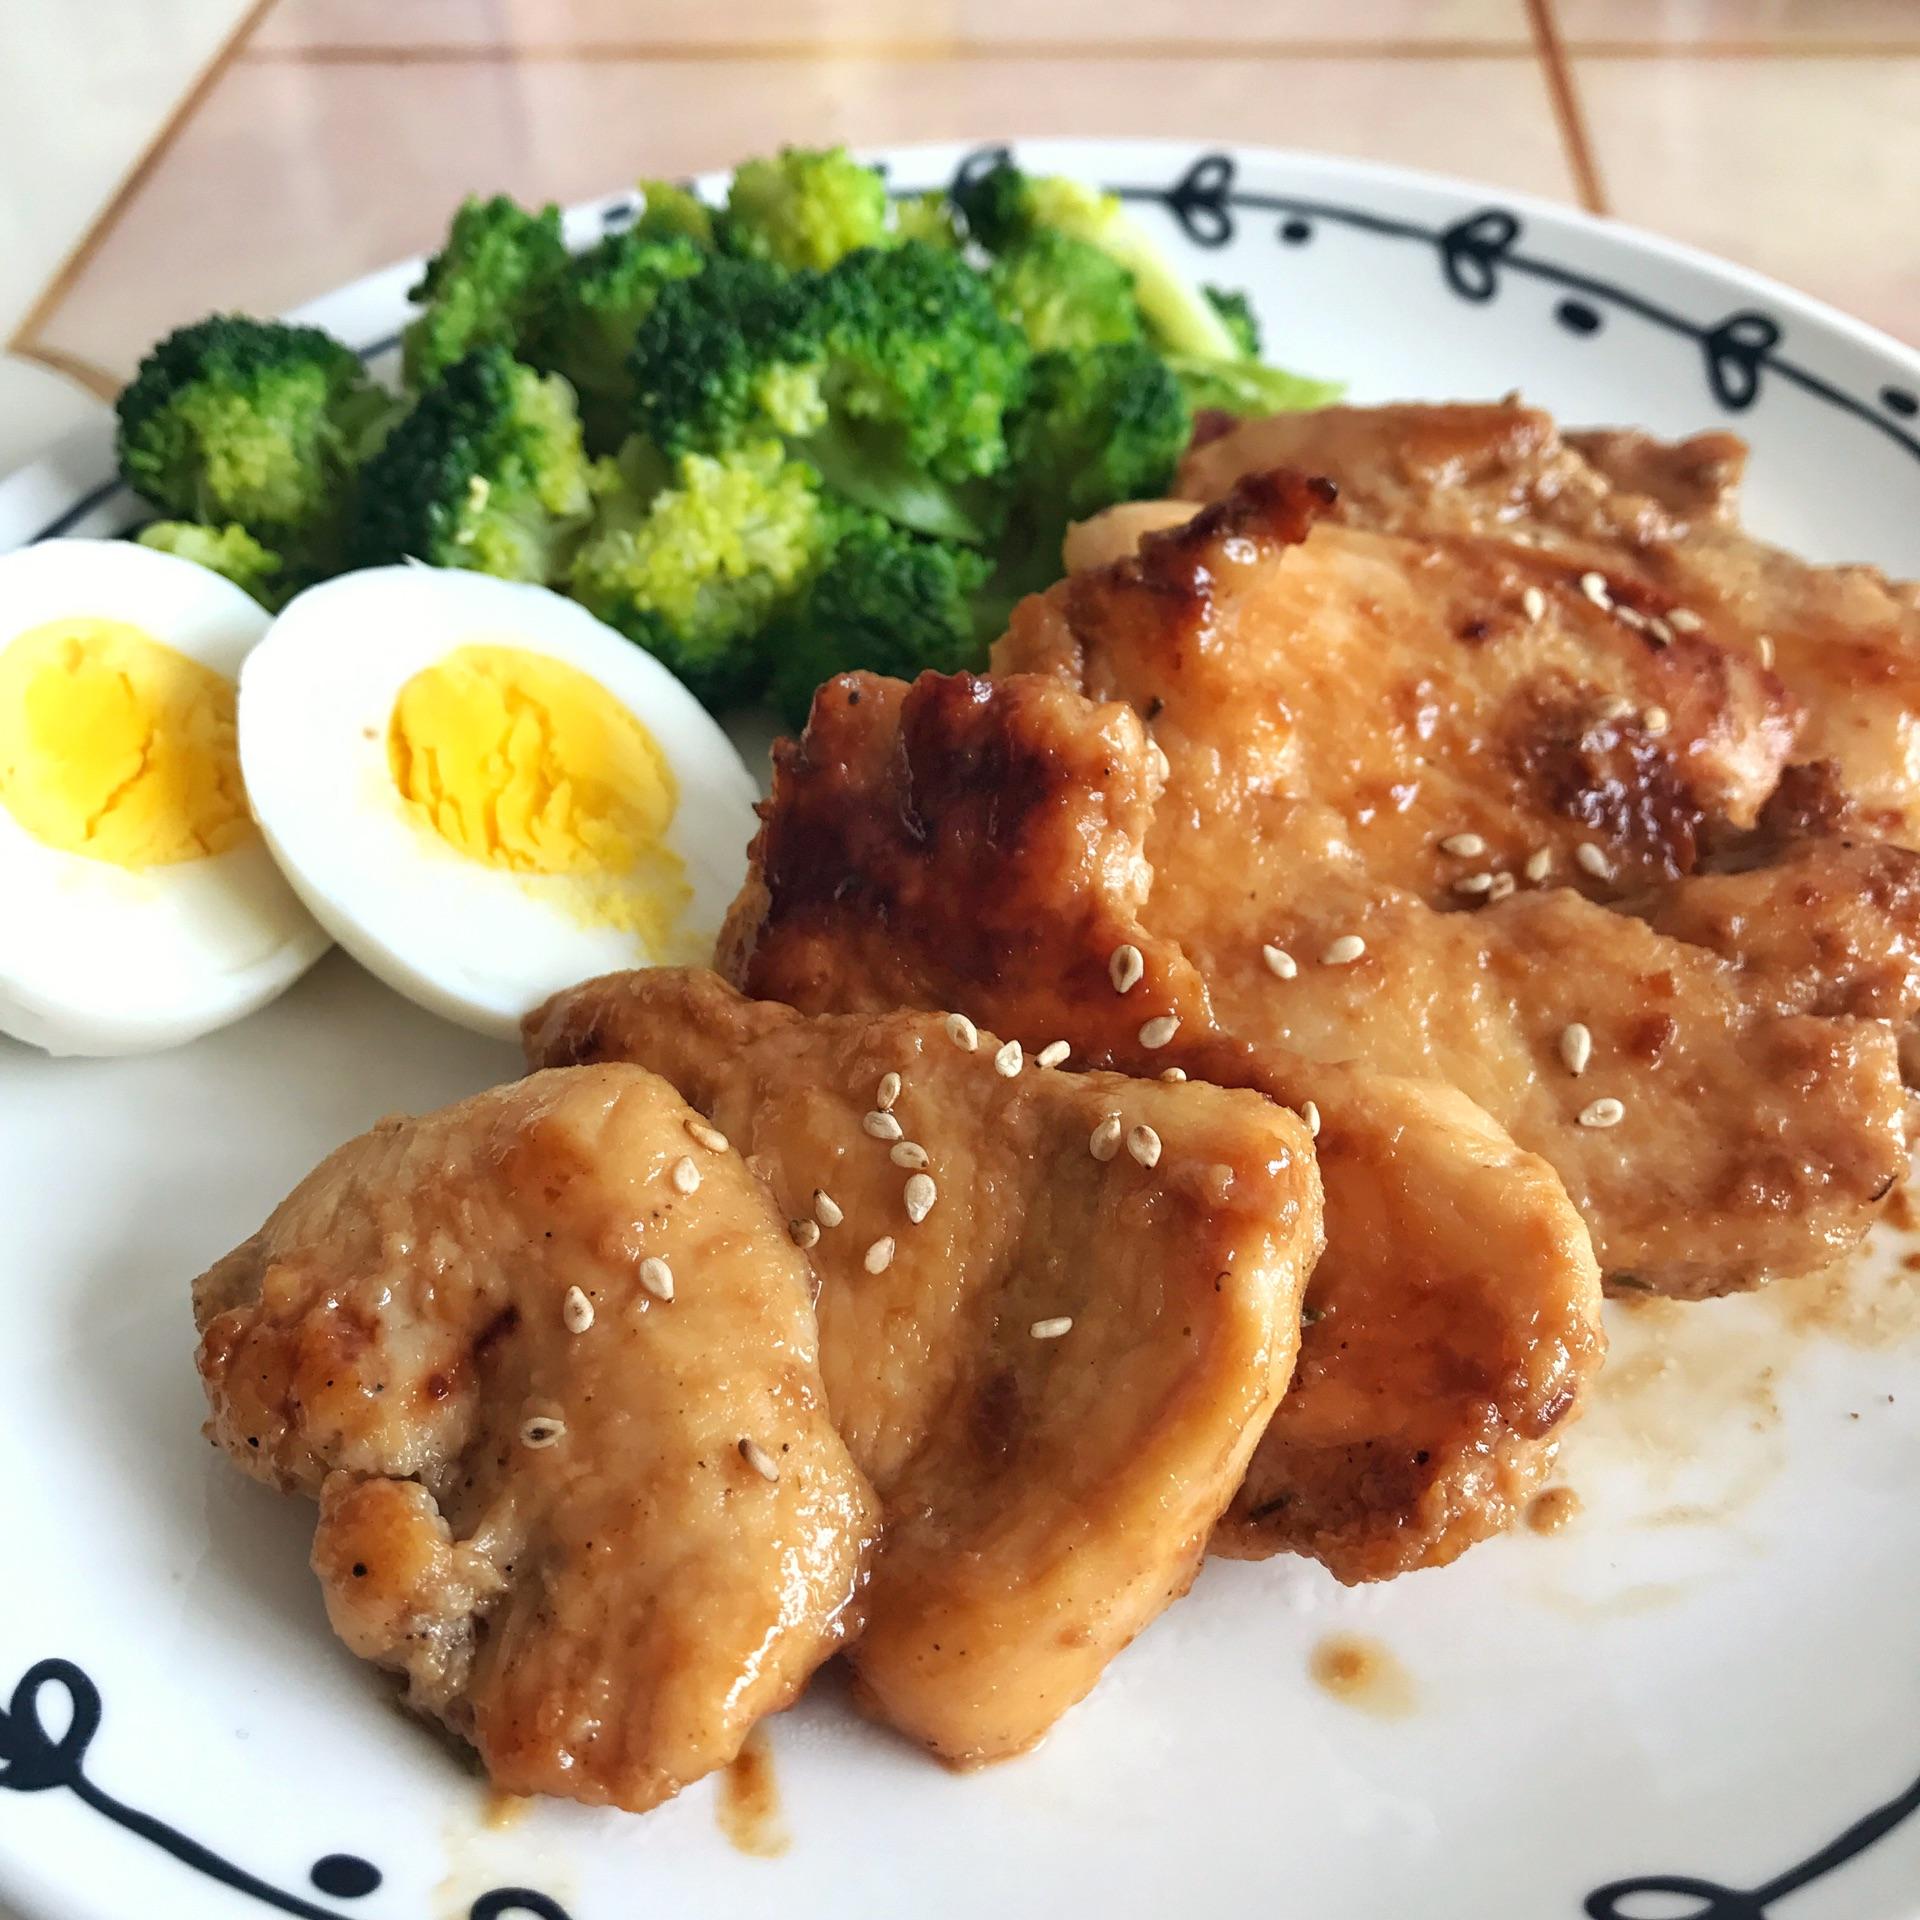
[0,539,331,1056]
[237,567,762,1041]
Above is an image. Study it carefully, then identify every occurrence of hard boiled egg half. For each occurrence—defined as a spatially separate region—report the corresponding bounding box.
[0,539,329,1055]
[238,567,759,1039]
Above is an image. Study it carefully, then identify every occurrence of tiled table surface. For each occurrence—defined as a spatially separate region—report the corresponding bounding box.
[4,0,1919,480]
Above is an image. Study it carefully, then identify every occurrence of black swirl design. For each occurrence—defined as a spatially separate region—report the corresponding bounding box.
[1,1658,573,1920]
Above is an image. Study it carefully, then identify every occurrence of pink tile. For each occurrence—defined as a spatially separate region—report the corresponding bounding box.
[1576,55,1920,345]
[34,52,1575,378]
[1557,0,1920,46]
[251,0,1531,51]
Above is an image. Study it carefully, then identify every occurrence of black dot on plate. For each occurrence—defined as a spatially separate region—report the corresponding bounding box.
[1279,218,1312,244]
[1555,298,1602,336]
[311,1855,382,1900]
[1883,385,1918,418]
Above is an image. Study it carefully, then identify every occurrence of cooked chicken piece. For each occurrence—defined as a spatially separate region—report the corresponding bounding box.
[193,1066,877,1812]
[1004,473,1913,1296]
[525,967,1320,1758]
[1179,400,1920,844]
[709,668,1604,1582]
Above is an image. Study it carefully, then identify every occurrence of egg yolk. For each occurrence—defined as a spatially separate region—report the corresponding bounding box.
[0,617,253,869]
[388,644,689,943]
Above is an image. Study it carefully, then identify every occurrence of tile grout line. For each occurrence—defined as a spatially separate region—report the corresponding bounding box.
[7,0,283,376]
[1525,0,1608,215]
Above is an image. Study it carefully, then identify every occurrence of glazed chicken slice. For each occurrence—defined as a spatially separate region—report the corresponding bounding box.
[1005,474,1913,1295]
[193,1066,877,1811]
[1179,400,1920,843]
[708,668,1604,1582]
[525,967,1320,1758]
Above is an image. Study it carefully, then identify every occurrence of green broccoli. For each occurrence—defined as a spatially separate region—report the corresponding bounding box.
[351,347,593,582]
[1204,286,1261,358]
[632,179,716,247]
[115,315,388,569]
[521,231,707,452]
[954,160,1240,360]
[402,194,569,389]
[1163,356,1344,419]
[135,520,289,609]
[766,518,993,726]
[631,242,1030,546]
[986,228,1144,354]
[893,191,963,251]
[718,146,892,271]
[568,440,830,707]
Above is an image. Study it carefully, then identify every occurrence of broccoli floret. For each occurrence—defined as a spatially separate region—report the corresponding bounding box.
[718,146,891,272]
[1204,286,1261,358]
[135,520,289,609]
[954,160,1239,360]
[568,441,830,707]
[986,228,1144,353]
[402,195,569,390]
[115,315,386,568]
[893,191,963,251]
[351,348,593,582]
[1163,356,1343,420]
[632,179,716,247]
[521,231,707,452]
[766,518,992,727]
[632,243,1029,546]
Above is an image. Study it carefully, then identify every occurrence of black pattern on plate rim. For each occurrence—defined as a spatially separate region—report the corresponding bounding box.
[0,1658,572,1920]
[26,145,1920,547]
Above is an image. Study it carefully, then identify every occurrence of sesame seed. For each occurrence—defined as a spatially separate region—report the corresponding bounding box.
[890,1140,929,1169]
[638,1257,675,1302]
[1559,1022,1593,1076]
[1138,1014,1180,1049]
[1262,943,1299,980]
[903,1173,938,1222]
[1580,571,1612,609]
[1616,605,1648,633]
[864,1236,896,1274]
[863,1109,905,1141]
[876,1071,901,1111]
[1647,616,1674,647]
[1454,872,1495,897]
[738,1437,780,1483]
[562,1286,595,1334]
[1030,1317,1074,1340]
[813,1189,843,1228]
[1575,842,1615,883]
[1089,1113,1124,1162]
[1109,944,1145,994]
[670,1155,700,1195]
[1439,832,1488,858]
[1667,606,1703,634]
[945,1013,979,1051]
[1578,1097,1626,1130]
[1147,739,1171,784]
[1642,705,1671,736]
[1521,585,1546,623]
[685,1116,729,1153]
[1321,934,1366,966]
[520,1416,566,1450]
[1160,1067,1187,1082]
[993,1038,1024,1078]
[1525,846,1553,884]
[1037,1040,1071,1068]
[1756,634,1775,669]
[790,1217,821,1249]
[1127,1124,1163,1169]
[1302,1100,1322,1139]
[1486,872,1518,902]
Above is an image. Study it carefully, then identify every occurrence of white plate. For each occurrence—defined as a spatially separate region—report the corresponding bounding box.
[3,139,1920,1920]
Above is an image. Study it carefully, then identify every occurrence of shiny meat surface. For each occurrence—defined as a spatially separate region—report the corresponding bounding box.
[711,670,1605,1582]
[525,968,1320,1758]
[1178,400,1920,844]
[1005,475,1913,1296]
[193,1066,876,1811]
